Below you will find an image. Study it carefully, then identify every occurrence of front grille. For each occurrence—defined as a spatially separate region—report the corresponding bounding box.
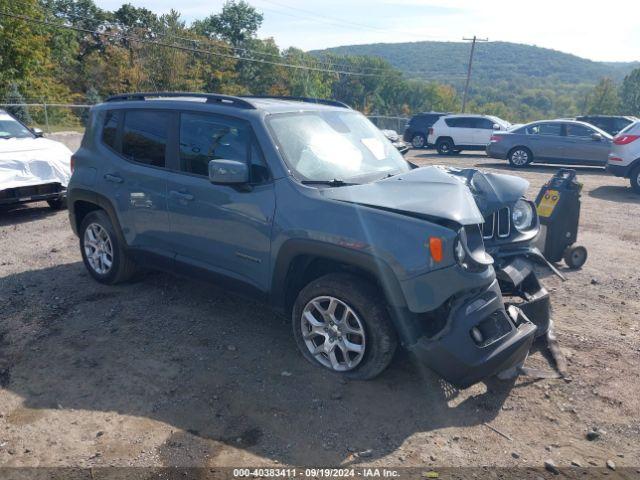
[482,207,511,240]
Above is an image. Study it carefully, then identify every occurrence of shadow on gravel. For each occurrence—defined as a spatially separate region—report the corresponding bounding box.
[0,203,58,227]
[589,185,640,204]
[1,262,515,466]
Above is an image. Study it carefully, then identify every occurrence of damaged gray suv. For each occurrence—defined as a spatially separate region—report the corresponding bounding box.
[68,93,554,387]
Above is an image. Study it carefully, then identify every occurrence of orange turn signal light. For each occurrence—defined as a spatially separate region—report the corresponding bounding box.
[429,237,443,263]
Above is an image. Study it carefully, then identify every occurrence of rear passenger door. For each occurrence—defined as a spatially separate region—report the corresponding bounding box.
[97,109,174,256]
[526,123,565,160]
[164,112,275,294]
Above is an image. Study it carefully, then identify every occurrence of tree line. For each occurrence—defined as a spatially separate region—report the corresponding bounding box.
[1,0,639,126]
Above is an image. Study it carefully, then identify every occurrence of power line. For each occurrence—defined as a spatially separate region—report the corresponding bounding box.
[37,4,404,75]
[36,3,463,78]
[0,10,388,77]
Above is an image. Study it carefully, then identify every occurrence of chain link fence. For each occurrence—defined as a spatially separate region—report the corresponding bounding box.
[0,103,91,133]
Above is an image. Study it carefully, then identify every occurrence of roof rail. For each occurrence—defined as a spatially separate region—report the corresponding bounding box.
[104,92,256,109]
[244,95,351,109]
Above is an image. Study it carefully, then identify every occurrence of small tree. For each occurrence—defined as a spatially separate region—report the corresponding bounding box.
[4,83,32,124]
[620,68,640,116]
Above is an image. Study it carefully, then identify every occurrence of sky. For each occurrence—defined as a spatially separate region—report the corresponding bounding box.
[95,0,640,62]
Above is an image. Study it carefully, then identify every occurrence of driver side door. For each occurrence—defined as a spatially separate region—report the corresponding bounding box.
[165,112,275,294]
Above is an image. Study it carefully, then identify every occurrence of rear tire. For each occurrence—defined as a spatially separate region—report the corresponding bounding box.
[80,210,138,284]
[411,134,426,149]
[630,165,640,194]
[292,273,398,380]
[436,138,454,155]
[508,147,533,168]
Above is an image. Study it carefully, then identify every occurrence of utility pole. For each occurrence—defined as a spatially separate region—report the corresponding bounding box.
[461,36,488,113]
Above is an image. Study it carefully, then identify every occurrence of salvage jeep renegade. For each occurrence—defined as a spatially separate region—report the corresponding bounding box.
[68,93,554,387]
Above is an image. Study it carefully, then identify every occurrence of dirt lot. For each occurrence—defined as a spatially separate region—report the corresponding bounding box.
[1,134,639,473]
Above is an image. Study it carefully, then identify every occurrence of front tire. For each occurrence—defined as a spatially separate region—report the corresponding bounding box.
[292,273,398,380]
[508,147,533,168]
[630,165,640,194]
[411,134,426,149]
[79,210,137,284]
[436,138,454,155]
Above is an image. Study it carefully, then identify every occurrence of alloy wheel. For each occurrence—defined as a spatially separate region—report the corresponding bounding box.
[300,296,366,372]
[511,149,529,166]
[412,135,425,148]
[83,223,114,275]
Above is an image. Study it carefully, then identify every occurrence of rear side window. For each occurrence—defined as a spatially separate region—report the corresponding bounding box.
[527,123,562,136]
[445,118,463,128]
[102,111,119,150]
[122,110,171,168]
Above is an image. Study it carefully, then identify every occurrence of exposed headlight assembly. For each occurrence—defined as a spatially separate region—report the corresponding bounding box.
[512,199,535,231]
[455,226,493,270]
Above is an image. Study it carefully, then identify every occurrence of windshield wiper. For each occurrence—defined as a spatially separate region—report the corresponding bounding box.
[300,179,355,187]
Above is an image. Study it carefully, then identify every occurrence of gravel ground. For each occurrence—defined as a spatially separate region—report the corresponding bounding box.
[0,134,638,473]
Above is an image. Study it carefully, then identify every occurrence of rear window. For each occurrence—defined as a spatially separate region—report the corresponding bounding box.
[122,110,171,168]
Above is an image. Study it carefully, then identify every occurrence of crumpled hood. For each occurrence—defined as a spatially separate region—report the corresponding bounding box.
[322,166,529,226]
[0,137,73,190]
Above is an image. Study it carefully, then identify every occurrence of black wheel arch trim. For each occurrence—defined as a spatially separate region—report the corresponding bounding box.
[270,238,407,313]
[68,188,127,247]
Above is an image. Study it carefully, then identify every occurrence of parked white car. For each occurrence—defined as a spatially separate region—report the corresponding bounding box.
[0,110,72,209]
[427,114,511,155]
[607,120,640,194]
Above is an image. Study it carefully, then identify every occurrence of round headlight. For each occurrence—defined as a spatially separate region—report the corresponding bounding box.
[512,199,534,231]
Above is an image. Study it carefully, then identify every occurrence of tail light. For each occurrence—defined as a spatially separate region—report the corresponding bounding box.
[613,134,640,145]
[70,155,77,173]
[428,127,434,136]
[490,135,502,142]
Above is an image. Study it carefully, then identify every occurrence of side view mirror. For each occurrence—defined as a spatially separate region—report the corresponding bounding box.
[591,133,603,141]
[208,159,248,185]
[493,124,501,130]
[32,127,44,137]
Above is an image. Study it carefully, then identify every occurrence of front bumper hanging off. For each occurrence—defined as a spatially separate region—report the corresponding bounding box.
[406,248,554,388]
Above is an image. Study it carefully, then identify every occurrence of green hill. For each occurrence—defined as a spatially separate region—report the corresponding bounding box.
[311,41,638,88]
